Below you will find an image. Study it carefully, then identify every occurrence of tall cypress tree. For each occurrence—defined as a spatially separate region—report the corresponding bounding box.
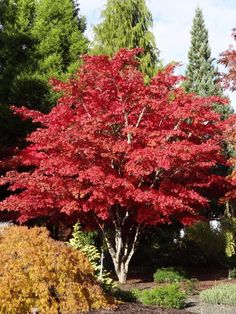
[185,7,232,118]
[185,7,221,96]
[92,0,159,79]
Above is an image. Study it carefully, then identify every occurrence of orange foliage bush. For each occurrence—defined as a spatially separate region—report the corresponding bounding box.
[0,226,115,313]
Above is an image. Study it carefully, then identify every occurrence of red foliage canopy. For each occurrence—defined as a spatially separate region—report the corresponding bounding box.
[219,29,236,92]
[0,49,230,227]
[221,115,236,202]
[219,30,236,202]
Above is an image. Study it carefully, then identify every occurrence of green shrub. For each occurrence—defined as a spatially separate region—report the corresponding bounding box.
[153,267,187,283]
[68,223,115,291]
[200,284,236,305]
[133,284,186,309]
[229,267,236,279]
[0,226,115,314]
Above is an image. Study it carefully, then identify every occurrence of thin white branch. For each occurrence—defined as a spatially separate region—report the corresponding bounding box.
[103,235,116,260]
[81,103,91,118]
[136,106,146,127]
[124,110,129,127]
[174,120,181,130]
[115,228,122,263]
[123,110,132,144]
[121,210,129,227]
[125,224,141,267]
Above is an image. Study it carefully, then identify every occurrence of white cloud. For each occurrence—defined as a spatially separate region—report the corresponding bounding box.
[79,0,236,110]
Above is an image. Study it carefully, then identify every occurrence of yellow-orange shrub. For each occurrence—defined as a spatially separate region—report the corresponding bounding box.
[0,226,115,314]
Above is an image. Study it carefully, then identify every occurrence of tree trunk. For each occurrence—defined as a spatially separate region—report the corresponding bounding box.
[114,260,128,284]
[102,222,141,284]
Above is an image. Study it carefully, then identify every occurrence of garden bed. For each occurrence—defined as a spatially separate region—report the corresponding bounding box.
[88,302,192,313]
[88,269,236,314]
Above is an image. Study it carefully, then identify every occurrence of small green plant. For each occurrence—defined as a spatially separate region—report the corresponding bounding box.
[68,223,115,291]
[181,279,199,295]
[153,267,187,283]
[200,284,236,305]
[133,284,186,309]
[229,267,236,279]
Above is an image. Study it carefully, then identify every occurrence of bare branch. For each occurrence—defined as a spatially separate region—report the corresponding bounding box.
[136,106,146,127]
[174,120,181,130]
[125,224,141,267]
[123,110,132,144]
[121,210,129,226]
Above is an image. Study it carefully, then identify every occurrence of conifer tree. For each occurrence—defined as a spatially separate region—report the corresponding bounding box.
[92,0,159,78]
[0,0,39,146]
[185,7,232,118]
[0,0,38,108]
[0,0,88,112]
[32,0,88,81]
[0,0,88,148]
[185,8,220,96]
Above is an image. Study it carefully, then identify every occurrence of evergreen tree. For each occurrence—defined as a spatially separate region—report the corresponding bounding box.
[185,7,220,96]
[92,0,159,79]
[0,0,38,108]
[0,0,39,146]
[0,0,88,112]
[32,0,88,81]
[185,7,232,118]
[0,0,89,148]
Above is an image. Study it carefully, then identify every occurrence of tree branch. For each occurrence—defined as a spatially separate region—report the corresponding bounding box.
[136,106,146,127]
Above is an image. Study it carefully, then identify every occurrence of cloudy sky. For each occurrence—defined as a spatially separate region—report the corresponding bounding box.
[79,0,236,110]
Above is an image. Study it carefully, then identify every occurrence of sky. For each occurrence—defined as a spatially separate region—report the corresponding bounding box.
[78,0,236,110]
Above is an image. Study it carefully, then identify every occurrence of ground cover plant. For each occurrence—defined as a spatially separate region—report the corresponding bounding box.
[133,284,186,309]
[0,226,115,314]
[200,284,236,306]
[0,49,232,283]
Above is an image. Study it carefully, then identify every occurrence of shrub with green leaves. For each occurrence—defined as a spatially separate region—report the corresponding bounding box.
[153,267,187,283]
[68,223,115,291]
[200,284,236,305]
[229,268,236,279]
[133,284,186,309]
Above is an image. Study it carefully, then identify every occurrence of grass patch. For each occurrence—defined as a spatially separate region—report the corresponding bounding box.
[200,284,236,306]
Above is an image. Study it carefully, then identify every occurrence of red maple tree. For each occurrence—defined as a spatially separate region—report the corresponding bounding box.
[220,29,236,92]
[222,115,236,202]
[220,30,236,203]
[0,49,230,282]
